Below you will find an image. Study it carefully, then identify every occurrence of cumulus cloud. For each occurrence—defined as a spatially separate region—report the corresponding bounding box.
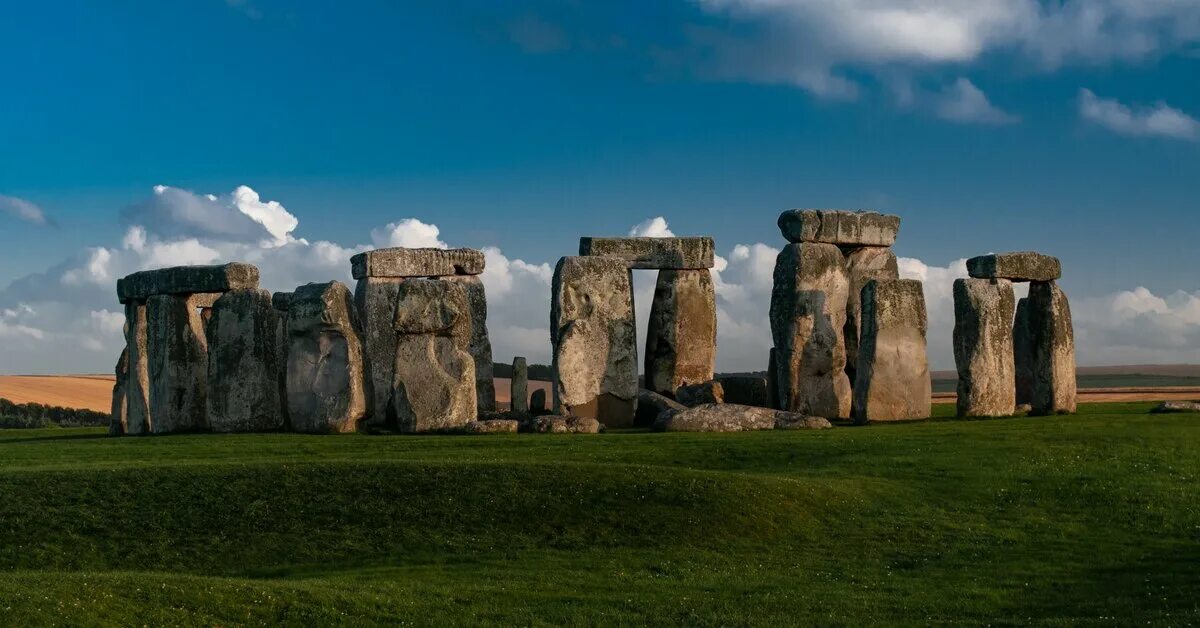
[0,194,55,226]
[934,78,1019,125]
[628,216,675,238]
[1079,88,1199,140]
[121,185,299,247]
[370,218,448,249]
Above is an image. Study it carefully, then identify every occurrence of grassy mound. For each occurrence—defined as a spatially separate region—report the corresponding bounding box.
[1,402,1198,624]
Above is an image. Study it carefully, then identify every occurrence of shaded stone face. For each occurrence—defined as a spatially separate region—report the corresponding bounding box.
[551,256,639,428]
[578,237,715,269]
[272,291,292,312]
[767,348,780,410]
[675,380,724,407]
[1013,298,1034,406]
[769,242,852,419]
[644,269,717,397]
[350,247,485,279]
[110,348,128,436]
[511,357,529,413]
[953,278,1016,417]
[852,279,930,423]
[147,293,213,434]
[354,277,405,428]
[118,263,259,303]
[777,210,900,247]
[529,388,547,413]
[443,275,496,414]
[967,252,1061,282]
[716,375,770,408]
[124,301,151,435]
[843,247,899,385]
[206,288,284,432]
[287,282,367,434]
[1027,281,1077,415]
[635,388,685,427]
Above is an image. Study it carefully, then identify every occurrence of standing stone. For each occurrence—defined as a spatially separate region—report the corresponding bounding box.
[391,279,477,432]
[511,357,529,413]
[110,348,128,436]
[852,279,930,423]
[767,348,780,410]
[354,277,405,427]
[1028,281,1077,415]
[769,243,852,419]
[530,388,547,413]
[272,292,292,428]
[716,375,771,408]
[644,269,717,397]
[953,278,1016,417]
[287,282,368,434]
[124,301,151,435]
[1013,298,1034,406]
[147,293,213,434]
[206,288,283,432]
[444,275,497,413]
[843,247,899,385]
[551,256,638,427]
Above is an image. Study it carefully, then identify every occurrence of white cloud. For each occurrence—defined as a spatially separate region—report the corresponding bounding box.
[935,78,1019,125]
[1079,88,1199,140]
[120,185,299,247]
[628,216,676,237]
[0,194,54,226]
[370,218,448,249]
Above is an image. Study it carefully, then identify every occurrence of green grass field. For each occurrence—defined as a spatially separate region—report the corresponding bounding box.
[1,402,1197,625]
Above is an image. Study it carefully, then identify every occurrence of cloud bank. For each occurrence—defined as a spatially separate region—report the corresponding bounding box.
[1079,89,1199,141]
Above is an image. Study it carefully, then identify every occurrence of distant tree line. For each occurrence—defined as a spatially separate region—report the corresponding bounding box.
[0,398,110,429]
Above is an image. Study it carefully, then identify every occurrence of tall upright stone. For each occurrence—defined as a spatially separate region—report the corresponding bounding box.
[445,275,497,414]
[272,291,292,428]
[391,279,476,432]
[767,348,781,410]
[1028,281,1077,415]
[355,277,405,427]
[953,278,1016,417]
[147,293,214,433]
[110,348,128,436]
[551,256,638,427]
[644,269,717,397]
[769,242,852,419]
[852,279,930,423]
[206,288,283,432]
[511,357,529,413]
[843,247,899,384]
[287,281,368,434]
[123,301,151,435]
[1013,297,1034,406]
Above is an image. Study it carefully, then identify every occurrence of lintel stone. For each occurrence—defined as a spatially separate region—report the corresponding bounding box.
[118,263,259,303]
[967,252,1061,282]
[351,247,485,279]
[578,237,714,269]
[777,210,899,246]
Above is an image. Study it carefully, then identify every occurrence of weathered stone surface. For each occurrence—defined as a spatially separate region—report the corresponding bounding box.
[716,376,771,408]
[524,415,602,434]
[843,247,899,384]
[118,263,259,303]
[953,278,1016,417]
[644,269,716,397]
[769,243,852,419]
[654,403,832,432]
[675,381,725,407]
[852,279,931,423]
[206,288,284,432]
[351,247,484,279]
[967,252,1061,282]
[530,388,547,412]
[147,293,211,434]
[777,210,899,247]
[511,356,529,413]
[1028,281,1077,415]
[272,291,292,312]
[287,282,367,434]
[1151,401,1200,413]
[444,275,496,413]
[123,301,151,435]
[110,348,128,436]
[578,237,715,269]
[767,348,780,410]
[354,277,405,427]
[464,419,519,433]
[1013,297,1034,406]
[774,413,835,430]
[391,279,476,432]
[551,256,638,428]
[635,388,686,427]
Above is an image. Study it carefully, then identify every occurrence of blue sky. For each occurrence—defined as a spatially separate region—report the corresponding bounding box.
[2,0,1199,373]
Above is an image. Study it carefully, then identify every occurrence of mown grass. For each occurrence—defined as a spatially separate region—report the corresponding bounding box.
[0,402,1197,625]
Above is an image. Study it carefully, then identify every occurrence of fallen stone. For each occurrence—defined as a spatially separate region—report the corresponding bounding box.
[287,281,368,434]
[716,375,771,408]
[551,256,638,427]
[206,288,284,432]
[777,210,899,247]
[953,278,1016,417]
[464,419,519,434]
[654,403,831,432]
[524,415,602,434]
[1028,281,1077,415]
[147,293,212,434]
[644,269,716,397]
[578,236,714,269]
[1013,297,1034,406]
[852,279,931,423]
[444,275,497,413]
[350,247,485,279]
[354,277,405,427]
[391,279,477,432]
[511,356,529,413]
[769,242,852,419]
[635,388,686,427]
[843,247,899,385]
[118,262,259,303]
[774,413,834,430]
[272,291,292,312]
[530,388,547,413]
[675,380,725,407]
[967,252,1061,282]
[1150,401,1200,413]
[123,301,151,435]
[110,348,128,436]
